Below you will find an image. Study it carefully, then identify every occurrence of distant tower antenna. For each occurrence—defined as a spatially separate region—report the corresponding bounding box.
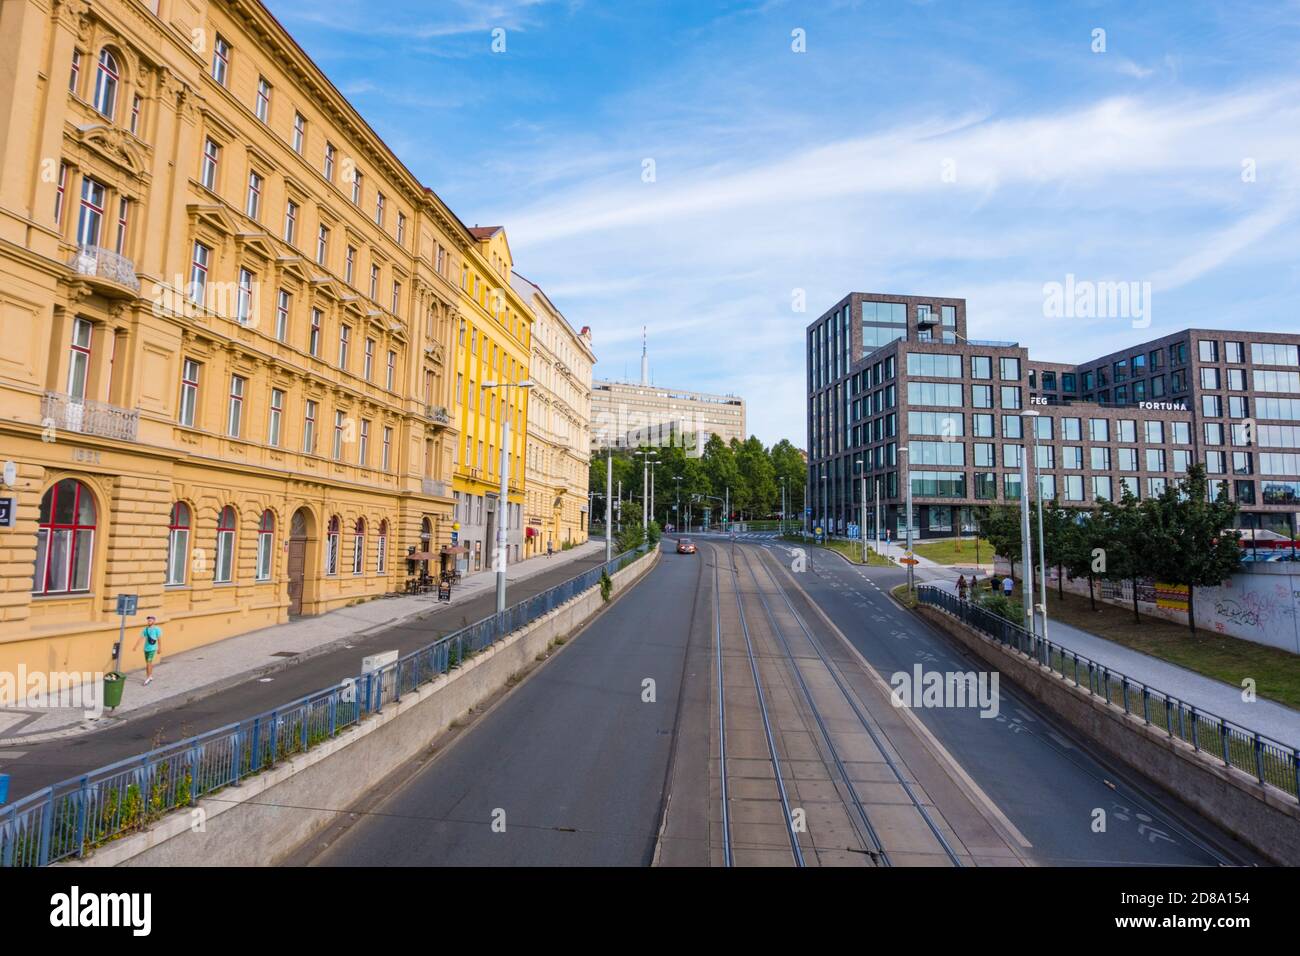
[640,326,648,386]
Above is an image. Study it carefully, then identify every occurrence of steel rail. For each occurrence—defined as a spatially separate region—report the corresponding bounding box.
[712,561,733,867]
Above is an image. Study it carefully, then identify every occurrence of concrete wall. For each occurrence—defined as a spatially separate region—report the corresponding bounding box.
[916,604,1300,865]
[64,548,659,867]
[994,560,1300,655]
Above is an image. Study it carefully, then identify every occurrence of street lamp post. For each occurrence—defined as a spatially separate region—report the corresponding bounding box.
[779,476,787,535]
[874,477,881,556]
[900,446,914,592]
[605,447,613,562]
[1017,429,1036,638]
[634,449,656,544]
[855,459,866,563]
[1022,410,1049,641]
[674,475,682,534]
[481,379,534,614]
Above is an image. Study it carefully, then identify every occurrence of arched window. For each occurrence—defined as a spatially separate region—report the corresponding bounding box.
[34,478,96,595]
[352,518,366,575]
[255,510,275,581]
[93,48,119,119]
[376,519,388,574]
[165,502,190,585]
[214,506,236,583]
[325,516,340,575]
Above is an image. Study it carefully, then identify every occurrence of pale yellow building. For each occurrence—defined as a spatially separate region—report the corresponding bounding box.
[0,0,524,678]
[511,271,594,556]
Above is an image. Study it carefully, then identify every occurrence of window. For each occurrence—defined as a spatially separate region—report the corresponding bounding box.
[54,162,68,225]
[1000,386,1021,409]
[386,350,396,390]
[1198,340,1219,363]
[67,318,92,401]
[333,409,345,460]
[1092,476,1113,501]
[391,281,401,315]
[351,169,363,205]
[248,509,275,582]
[377,520,388,574]
[369,264,379,300]
[324,142,336,181]
[338,324,351,369]
[364,338,375,380]
[974,472,997,500]
[972,413,994,437]
[382,426,392,471]
[1206,451,1225,474]
[303,399,317,453]
[292,111,306,153]
[1064,475,1085,502]
[1146,449,1165,473]
[1202,394,1223,417]
[69,49,82,93]
[227,375,245,437]
[325,516,340,575]
[1253,369,1300,392]
[268,388,284,446]
[309,308,322,357]
[359,419,371,465]
[114,198,129,254]
[1002,415,1023,439]
[211,35,230,86]
[236,268,255,325]
[973,443,995,467]
[165,502,190,586]
[375,192,385,227]
[33,478,96,594]
[906,353,961,377]
[131,92,144,133]
[201,138,220,191]
[93,49,119,119]
[345,246,356,284]
[352,519,366,575]
[274,289,290,342]
[76,177,105,246]
[1251,343,1300,366]
[316,223,329,265]
[1088,418,1109,442]
[1229,395,1249,419]
[282,200,298,243]
[179,358,200,426]
[1115,419,1136,443]
[255,76,271,122]
[214,506,236,583]
[1200,366,1220,389]
[396,212,407,246]
[1000,357,1021,381]
[906,382,962,406]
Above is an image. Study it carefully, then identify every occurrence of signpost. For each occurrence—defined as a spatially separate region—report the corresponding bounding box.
[0,496,15,529]
[113,594,138,673]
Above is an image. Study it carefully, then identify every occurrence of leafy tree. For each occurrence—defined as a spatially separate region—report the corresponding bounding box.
[1140,464,1242,636]
[1097,487,1150,623]
[975,504,1022,580]
[1040,499,1077,598]
[736,436,776,519]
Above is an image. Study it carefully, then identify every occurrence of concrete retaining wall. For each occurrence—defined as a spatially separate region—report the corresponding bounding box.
[916,604,1300,865]
[64,549,659,867]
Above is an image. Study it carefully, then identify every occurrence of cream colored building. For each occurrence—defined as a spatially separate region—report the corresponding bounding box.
[591,378,747,451]
[0,0,530,678]
[511,272,594,556]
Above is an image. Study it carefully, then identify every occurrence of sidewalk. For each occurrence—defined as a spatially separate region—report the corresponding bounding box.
[925,579,1300,748]
[0,540,607,746]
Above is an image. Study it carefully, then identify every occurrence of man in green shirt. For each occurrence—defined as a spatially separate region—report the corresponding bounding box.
[133,616,162,686]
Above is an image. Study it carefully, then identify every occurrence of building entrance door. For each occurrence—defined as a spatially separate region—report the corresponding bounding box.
[288,508,309,615]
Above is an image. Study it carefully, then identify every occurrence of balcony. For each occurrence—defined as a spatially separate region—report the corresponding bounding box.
[422,478,450,497]
[425,405,451,425]
[67,245,141,296]
[42,392,139,442]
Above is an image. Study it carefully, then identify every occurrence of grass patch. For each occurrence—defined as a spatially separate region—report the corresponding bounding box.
[910,537,993,566]
[782,534,895,567]
[890,582,918,608]
[998,580,1300,711]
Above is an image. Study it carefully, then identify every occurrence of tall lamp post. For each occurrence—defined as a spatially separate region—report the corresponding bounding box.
[1016,428,1036,638]
[604,447,613,562]
[650,460,659,528]
[900,445,913,593]
[855,458,867,563]
[1022,409,1049,640]
[779,476,787,535]
[674,475,683,533]
[481,379,534,613]
[634,449,656,540]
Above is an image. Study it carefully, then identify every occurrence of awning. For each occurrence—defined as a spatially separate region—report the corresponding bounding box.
[407,551,436,561]
[440,545,467,554]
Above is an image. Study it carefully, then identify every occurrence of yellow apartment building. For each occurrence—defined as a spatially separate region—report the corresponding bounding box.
[447,226,532,577]
[0,0,522,678]
[511,271,594,557]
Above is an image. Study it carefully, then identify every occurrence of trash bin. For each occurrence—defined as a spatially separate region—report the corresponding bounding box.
[102,671,125,710]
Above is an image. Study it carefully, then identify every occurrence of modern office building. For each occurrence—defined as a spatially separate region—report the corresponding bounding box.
[0,0,531,677]
[511,271,595,557]
[806,293,1300,540]
[592,334,746,450]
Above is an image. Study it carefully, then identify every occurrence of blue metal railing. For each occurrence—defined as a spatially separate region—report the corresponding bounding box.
[914,585,1300,802]
[0,548,649,867]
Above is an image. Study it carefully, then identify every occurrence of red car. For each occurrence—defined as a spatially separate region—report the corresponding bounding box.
[676,538,697,554]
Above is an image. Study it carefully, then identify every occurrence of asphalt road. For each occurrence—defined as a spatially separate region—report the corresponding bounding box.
[306,541,705,865]
[4,551,616,802]
[752,536,1261,866]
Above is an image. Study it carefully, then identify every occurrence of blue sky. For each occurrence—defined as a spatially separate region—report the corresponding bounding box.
[264,0,1300,445]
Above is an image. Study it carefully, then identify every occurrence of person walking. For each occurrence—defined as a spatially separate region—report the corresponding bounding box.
[546,539,554,559]
[1002,575,1014,598]
[956,574,967,602]
[132,615,162,686]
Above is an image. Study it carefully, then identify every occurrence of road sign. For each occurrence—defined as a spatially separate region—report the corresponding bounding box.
[805,507,812,516]
[115,594,138,616]
[450,531,459,544]
[899,557,919,566]
[0,497,14,529]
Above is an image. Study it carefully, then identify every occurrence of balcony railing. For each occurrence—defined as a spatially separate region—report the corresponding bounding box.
[425,405,451,425]
[42,392,139,442]
[67,245,141,294]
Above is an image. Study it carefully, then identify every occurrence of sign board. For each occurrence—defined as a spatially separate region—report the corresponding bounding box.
[0,773,8,806]
[0,497,14,529]
[900,557,919,566]
[115,594,138,616]
[450,531,459,544]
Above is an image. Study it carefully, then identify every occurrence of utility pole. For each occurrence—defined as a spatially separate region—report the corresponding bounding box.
[1024,410,1049,641]
[901,447,913,592]
[855,459,866,563]
[482,380,534,613]
[874,477,881,556]
[605,447,613,562]
[1018,441,1036,638]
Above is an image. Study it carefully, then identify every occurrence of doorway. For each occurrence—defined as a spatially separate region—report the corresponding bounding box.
[287,507,315,615]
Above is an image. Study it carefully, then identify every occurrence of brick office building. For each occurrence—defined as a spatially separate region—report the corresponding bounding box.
[806,294,1300,541]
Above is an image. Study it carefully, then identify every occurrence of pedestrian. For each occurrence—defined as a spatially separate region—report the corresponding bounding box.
[546,540,554,558]
[956,574,967,602]
[1002,575,1014,598]
[132,615,162,686]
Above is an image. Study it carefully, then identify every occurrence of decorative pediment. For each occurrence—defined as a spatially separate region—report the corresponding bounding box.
[74,123,150,179]
[189,202,240,237]
[234,232,277,263]
[276,256,312,286]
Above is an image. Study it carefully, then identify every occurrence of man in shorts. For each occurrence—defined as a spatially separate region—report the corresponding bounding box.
[133,615,162,686]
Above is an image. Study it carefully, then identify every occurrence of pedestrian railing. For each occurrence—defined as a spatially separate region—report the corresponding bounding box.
[915,585,1300,803]
[0,548,649,867]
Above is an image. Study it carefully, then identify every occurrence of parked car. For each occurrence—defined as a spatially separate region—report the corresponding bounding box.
[676,538,697,554]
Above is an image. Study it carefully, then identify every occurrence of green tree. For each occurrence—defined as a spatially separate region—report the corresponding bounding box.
[1097,486,1150,623]
[736,436,777,519]
[1140,464,1242,636]
[1059,506,1107,611]
[975,504,1022,580]
[1040,499,1078,599]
